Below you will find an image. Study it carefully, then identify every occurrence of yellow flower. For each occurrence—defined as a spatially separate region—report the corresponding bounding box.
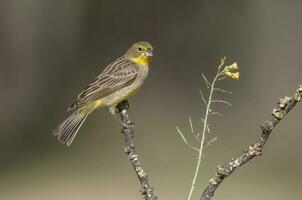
[224,71,240,80]
[222,62,239,80]
[228,62,238,71]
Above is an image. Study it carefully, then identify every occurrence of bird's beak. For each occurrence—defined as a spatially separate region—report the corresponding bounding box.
[145,50,153,57]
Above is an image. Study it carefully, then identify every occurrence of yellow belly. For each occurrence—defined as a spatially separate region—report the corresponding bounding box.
[103,81,143,106]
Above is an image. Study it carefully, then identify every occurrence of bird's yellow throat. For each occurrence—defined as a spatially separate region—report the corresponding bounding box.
[130,55,152,66]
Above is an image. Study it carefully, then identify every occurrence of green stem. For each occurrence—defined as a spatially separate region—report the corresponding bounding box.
[187,72,220,200]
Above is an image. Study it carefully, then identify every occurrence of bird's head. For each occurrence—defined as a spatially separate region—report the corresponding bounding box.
[125,41,153,66]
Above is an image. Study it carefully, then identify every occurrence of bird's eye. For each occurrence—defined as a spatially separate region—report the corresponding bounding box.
[138,47,142,51]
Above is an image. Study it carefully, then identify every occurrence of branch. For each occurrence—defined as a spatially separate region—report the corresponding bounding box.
[187,72,221,200]
[211,100,232,107]
[176,127,200,152]
[203,137,218,148]
[177,58,237,200]
[213,88,232,94]
[202,73,212,88]
[200,85,302,200]
[199,90,208,106]
[115,100,157,200]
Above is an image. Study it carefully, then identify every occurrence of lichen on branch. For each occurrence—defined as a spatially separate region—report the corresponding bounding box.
[115,100,157,200]
[200,85,302,200]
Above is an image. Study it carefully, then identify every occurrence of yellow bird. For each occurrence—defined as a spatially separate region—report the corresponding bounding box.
[53,41,153,146]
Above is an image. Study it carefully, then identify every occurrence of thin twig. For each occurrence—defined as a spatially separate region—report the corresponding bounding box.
[213,88,232,94]
[187,72,220,200]
[200,85,302,200]
[200,118,211,134]
[178,58,237,200]
[189,117,195,134]
[217,76,226,81]
[202,73,212,88]
[208,112,222,117]
[199,90,208,106]
[203,137,218,148]
[176,127,200,152]
[115,100,157,200]
[211,100,232,107]
[218,57,226,70]
[198,118,205,137]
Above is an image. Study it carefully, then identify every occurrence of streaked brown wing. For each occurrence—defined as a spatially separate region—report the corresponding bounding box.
[69,58,138,110]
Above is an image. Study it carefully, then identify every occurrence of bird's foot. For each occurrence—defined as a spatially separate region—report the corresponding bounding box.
[116,99,130,111]
[112,100,134,131]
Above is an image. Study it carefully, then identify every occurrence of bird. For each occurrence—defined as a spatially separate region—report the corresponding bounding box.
[53,41,153,146]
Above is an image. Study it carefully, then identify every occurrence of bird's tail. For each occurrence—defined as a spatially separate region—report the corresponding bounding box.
[53,112,88,146]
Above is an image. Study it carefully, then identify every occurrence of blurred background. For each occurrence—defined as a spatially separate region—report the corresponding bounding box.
[1,0,302,199]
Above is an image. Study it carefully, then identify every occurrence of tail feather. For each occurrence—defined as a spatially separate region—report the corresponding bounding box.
[53,112,88,146]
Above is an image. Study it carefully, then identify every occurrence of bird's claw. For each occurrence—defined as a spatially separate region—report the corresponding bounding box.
[116,99,130,112]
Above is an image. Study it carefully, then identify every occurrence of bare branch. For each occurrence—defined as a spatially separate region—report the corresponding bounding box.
[189,117,194,134]
[176,127,188,143]
[217,76,226,81]
[187,71,221,200]
[208,112,222,117]
[202,73,212,88]
[206,123,211,134]
[115,100,157,200]
[177,58,238,200]
[213,88,232,94]
[200,85,302,200]
[211,100,232,107]
[218,57,226,70]
[201,118,211,133]
[199,90,208,106]
[203,137,218,148]
[176,127,200,152]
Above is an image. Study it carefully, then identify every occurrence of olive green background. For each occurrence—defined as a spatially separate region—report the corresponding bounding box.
[1,0,302,200]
